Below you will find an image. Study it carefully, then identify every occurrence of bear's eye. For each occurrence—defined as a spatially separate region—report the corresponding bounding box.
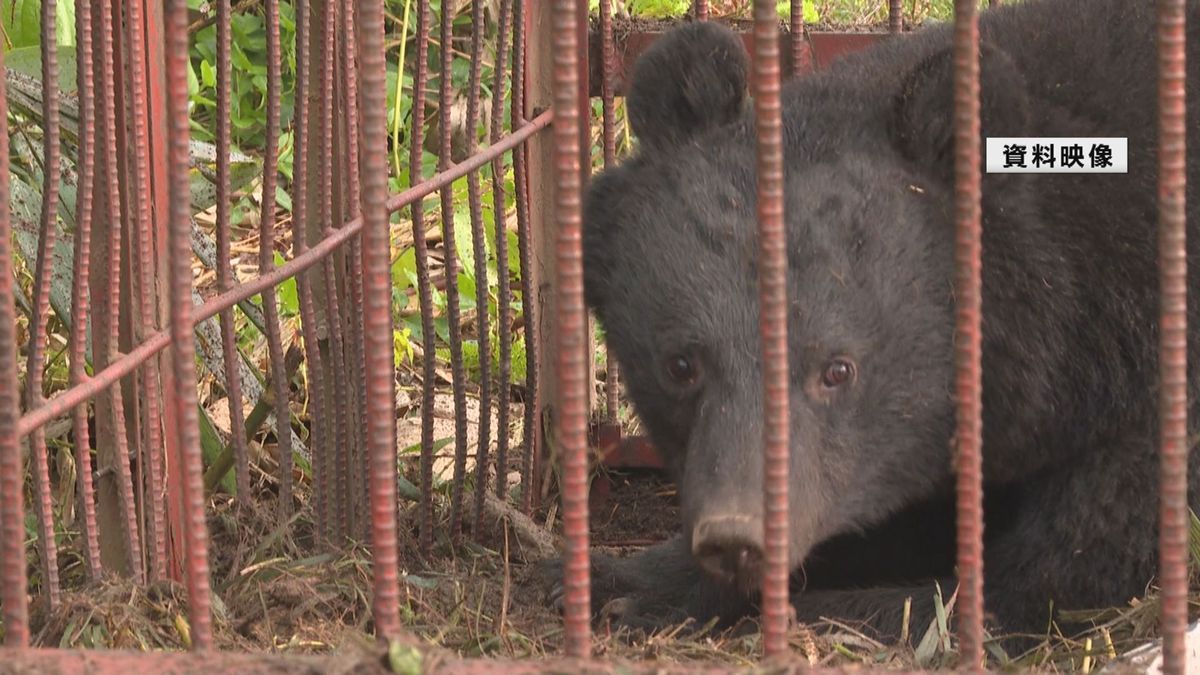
[665,354,698,386]
[821,358,856,389]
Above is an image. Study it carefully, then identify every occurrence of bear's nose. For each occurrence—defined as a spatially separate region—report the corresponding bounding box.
[691,516,765,589]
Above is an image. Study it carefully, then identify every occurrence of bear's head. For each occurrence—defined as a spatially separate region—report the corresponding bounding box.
[582,20,1031,592]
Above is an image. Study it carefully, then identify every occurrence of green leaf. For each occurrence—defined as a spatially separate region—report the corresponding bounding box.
[3,42,78,94]
[199,405,238,495]
[274,251,299,316]
[1,0,43,49]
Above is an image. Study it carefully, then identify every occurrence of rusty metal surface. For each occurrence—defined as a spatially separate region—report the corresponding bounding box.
[750,0,791,658]
[600,0,620,425]
[316,0,350,541]
[358,0,404,642]
[260,0,294,521]
[96,0,145,583]
[165,0,214,649]
[24,0,64,607]
[951,0,985,668]
[491,0,516,498]
[515,0,542,517]
[338,0,369,542]
[0,32,31,648]
[1156,2,1189,674]
[439,0,472,544]
[552,0,591,657]
[69,0,102,581]
[290,0,331,543]
[125,0,169,581]
[410,0,437,556]
[790,0,810,74]
[147,0,187,585]
[216,0,252,502]
[468,0,495,535]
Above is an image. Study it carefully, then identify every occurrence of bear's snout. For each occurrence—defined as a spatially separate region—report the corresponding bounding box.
[691,515,765,594]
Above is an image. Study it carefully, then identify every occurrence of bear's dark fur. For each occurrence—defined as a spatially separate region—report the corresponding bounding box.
[545,0,1200,644]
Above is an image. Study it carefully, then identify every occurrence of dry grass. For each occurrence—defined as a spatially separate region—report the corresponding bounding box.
[21,467,1197,673]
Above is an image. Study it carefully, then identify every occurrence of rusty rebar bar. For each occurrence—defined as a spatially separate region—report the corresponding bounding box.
[166,0,215,649]
[551,0,591,657]
[600,0,619,424]
[951,0,985,668]
[125,0,169,581]
[69,0,103,581]
[410,0,438,556]
[790,0,809,74]
[339,0,369,543]
[292,0,331,543]
[317,0,351,542]
[468,0,495,536]
[96,0,145,582]
[1156,1,1189,674]
[25,0,64,606]
[0,34,31,648]
[440,0,472,544]
[357,0,403,642]
[261,0,294,521]
[751,0,791,658]
[514,0,541,517]
[216,0,253,503]
[491,0,515,499]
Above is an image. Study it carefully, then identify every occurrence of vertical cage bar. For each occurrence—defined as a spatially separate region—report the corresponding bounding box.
[468,0,494,535]
[751,0,791,658]
[317,0,351,541]
[147,0,187,584]
[339,0,369,542]
[551,0,591,657]
[491,0,515,498]
[292,0,331,542]
[951,0,985,668]
[694,0,708,21]
[0,37,31,648]
[1156,0,1189,673]
[165,0,215,649]
[216,0,253,503]
[410,0,438,555]
[25,0,64,607]
[71,0,103,581]
[96,0,146,582]
[599,0,619,425]
[514,0,541,516]
[889,0,903,33]
[790,0,809,75]
[439,0,472,544]
[261,0,294,520]
[126,0,169,581]
[358,0,404,642]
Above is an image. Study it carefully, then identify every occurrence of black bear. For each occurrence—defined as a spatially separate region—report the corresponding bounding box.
[546,0,1200,644]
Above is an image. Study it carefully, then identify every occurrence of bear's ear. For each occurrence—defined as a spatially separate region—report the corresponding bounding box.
[626,21,749,153]
[890,40,1031,181]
